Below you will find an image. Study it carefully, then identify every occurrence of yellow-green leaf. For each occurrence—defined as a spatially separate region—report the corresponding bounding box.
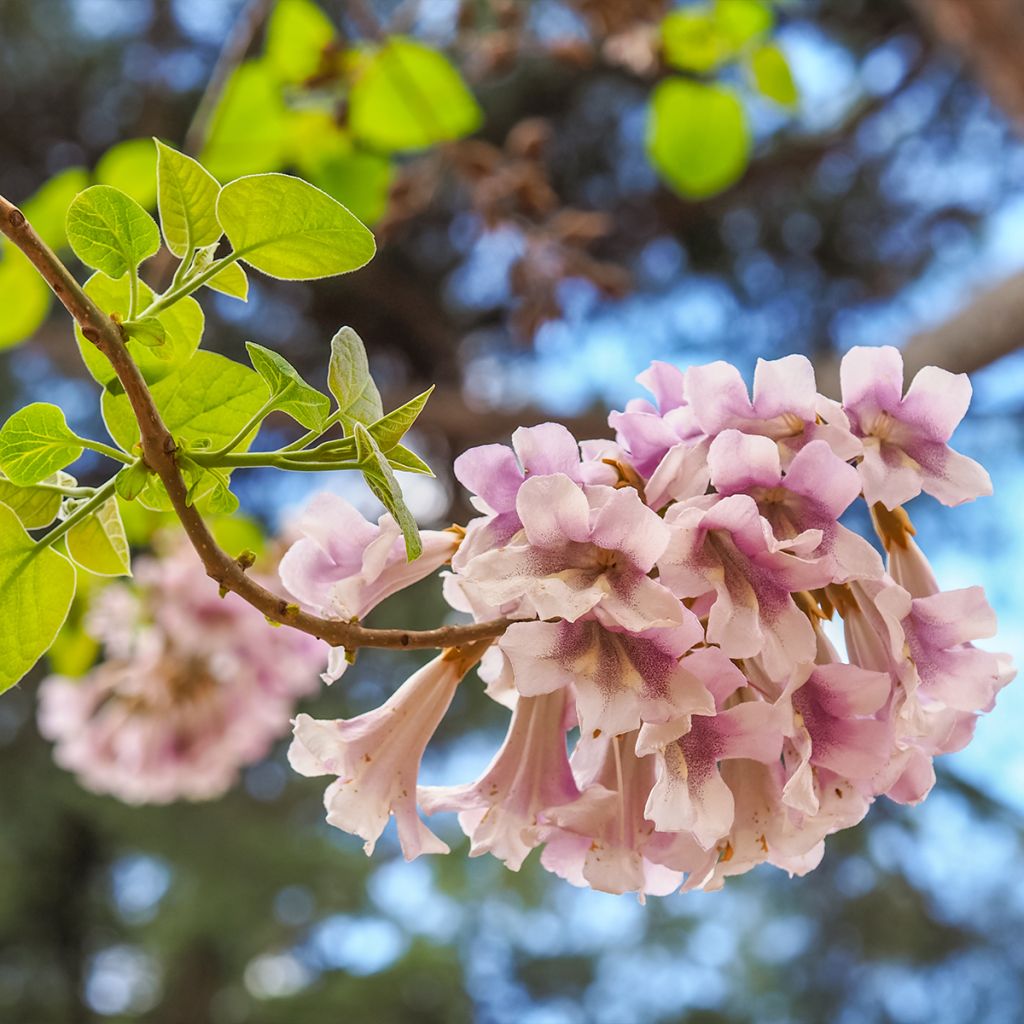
[265,0,336,83]
[95,138,159,209]
[75,272,203,385]
[201,60,289,181]
[207,259,249,300]
[348,38,482,153]
[647,79,751,199]
[0,503,77,692]
[0,248,50,350]
[749,43,798,107]
[217,173,375,280]
[66,498,131,577]
[155,139,223,257]
[66,185,160,279]
[0,404,83,486]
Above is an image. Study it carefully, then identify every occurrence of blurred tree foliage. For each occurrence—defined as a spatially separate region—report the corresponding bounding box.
[1,0,1023,1021]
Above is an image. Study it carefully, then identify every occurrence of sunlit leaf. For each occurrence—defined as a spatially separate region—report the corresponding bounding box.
[265,0,336,84]
[66,185,160,279]
[354,423,421,560]
[0,503,76,693]
[245,342,330,431]
[124,316,167,351]
[328,326,384,429]
[155,139,223,258]
[0,248,50,350]
[66,498,131,577]
[661,9,732,73]
[201,60,289,181]
[217,173,375,280]
[386,443,433,476]
[75,273,203,385]
[647,79,751,198]
[95,138,159,209]
[369,387,433,452]
[0,472,72,529]
[102,351,267,453]
[715,0,773,47]
[0,404,83,486]
[348,38,482,153]
[207,259,249,299]
[749,43,798,107]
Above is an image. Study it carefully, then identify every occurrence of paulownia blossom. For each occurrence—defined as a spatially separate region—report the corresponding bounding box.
[38,542,327,804]
[118,348,1008,898]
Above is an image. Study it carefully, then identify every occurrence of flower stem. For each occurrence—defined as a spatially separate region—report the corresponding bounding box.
[36,477,117,552]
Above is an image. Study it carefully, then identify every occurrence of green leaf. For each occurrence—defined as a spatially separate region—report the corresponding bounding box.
[286,110,394,225]
[95,138,159,209]
[125,316,167,350]
[0,248,50,350]
[0,472,71,529]
[0,503,76,693]
[114,461,152,501]
[369,387,433,452]
[155,139,223,258]
[348,38,482,153]
[66,498,131,577]
[387,443,433,476]
[0,404,83,486]
[216,173,376,280]
[265,0,336,84]
[647,79,751,199]
[20,166,90,249]
[749,43,798,107]
[75,272,203,385]
[661,9,733,73]
[354,423,421,560]
[0,167,89,351]
[328,326,384,429]
[66,184,160,279]
[245,342,330,431]
[103,351,267,453]
[201,60,289,181]
[715,0,773,47]
[207,259,249,300]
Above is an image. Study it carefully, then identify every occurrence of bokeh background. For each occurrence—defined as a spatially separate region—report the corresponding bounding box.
[1,0,1023,1021]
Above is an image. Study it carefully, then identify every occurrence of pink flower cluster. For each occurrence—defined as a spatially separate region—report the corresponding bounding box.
[286,346,1014,898]
[38,542,327,803]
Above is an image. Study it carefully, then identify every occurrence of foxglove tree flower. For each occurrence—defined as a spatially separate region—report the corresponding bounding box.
[840,345,992,509]
[38,543,327,804]
[289,642,491,860]
[269,349,1013,899]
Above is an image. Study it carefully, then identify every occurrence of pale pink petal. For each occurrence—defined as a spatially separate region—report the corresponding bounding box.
[707,430,782,495]
[752,354,818,423]
[517,474,592,547]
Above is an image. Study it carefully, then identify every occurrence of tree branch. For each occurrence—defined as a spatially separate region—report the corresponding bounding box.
[815,268,1024,397]
[0,194,510,653]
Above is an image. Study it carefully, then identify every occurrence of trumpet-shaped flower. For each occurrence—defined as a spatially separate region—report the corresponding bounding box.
[707,431,883,583]
[840,345,992,509]
[498,617,722,737]
[288,644,489,860]
[460,474,683,631]
[419,688,580,869]
[659,494,834,678]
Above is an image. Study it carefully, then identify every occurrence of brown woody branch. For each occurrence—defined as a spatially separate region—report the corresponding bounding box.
[0,195,510,653]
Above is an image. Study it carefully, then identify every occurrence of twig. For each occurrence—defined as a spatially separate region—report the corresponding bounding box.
[0,194,511,653]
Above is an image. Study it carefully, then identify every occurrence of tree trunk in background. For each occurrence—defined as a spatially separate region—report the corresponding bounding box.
[911,0,1024,123]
